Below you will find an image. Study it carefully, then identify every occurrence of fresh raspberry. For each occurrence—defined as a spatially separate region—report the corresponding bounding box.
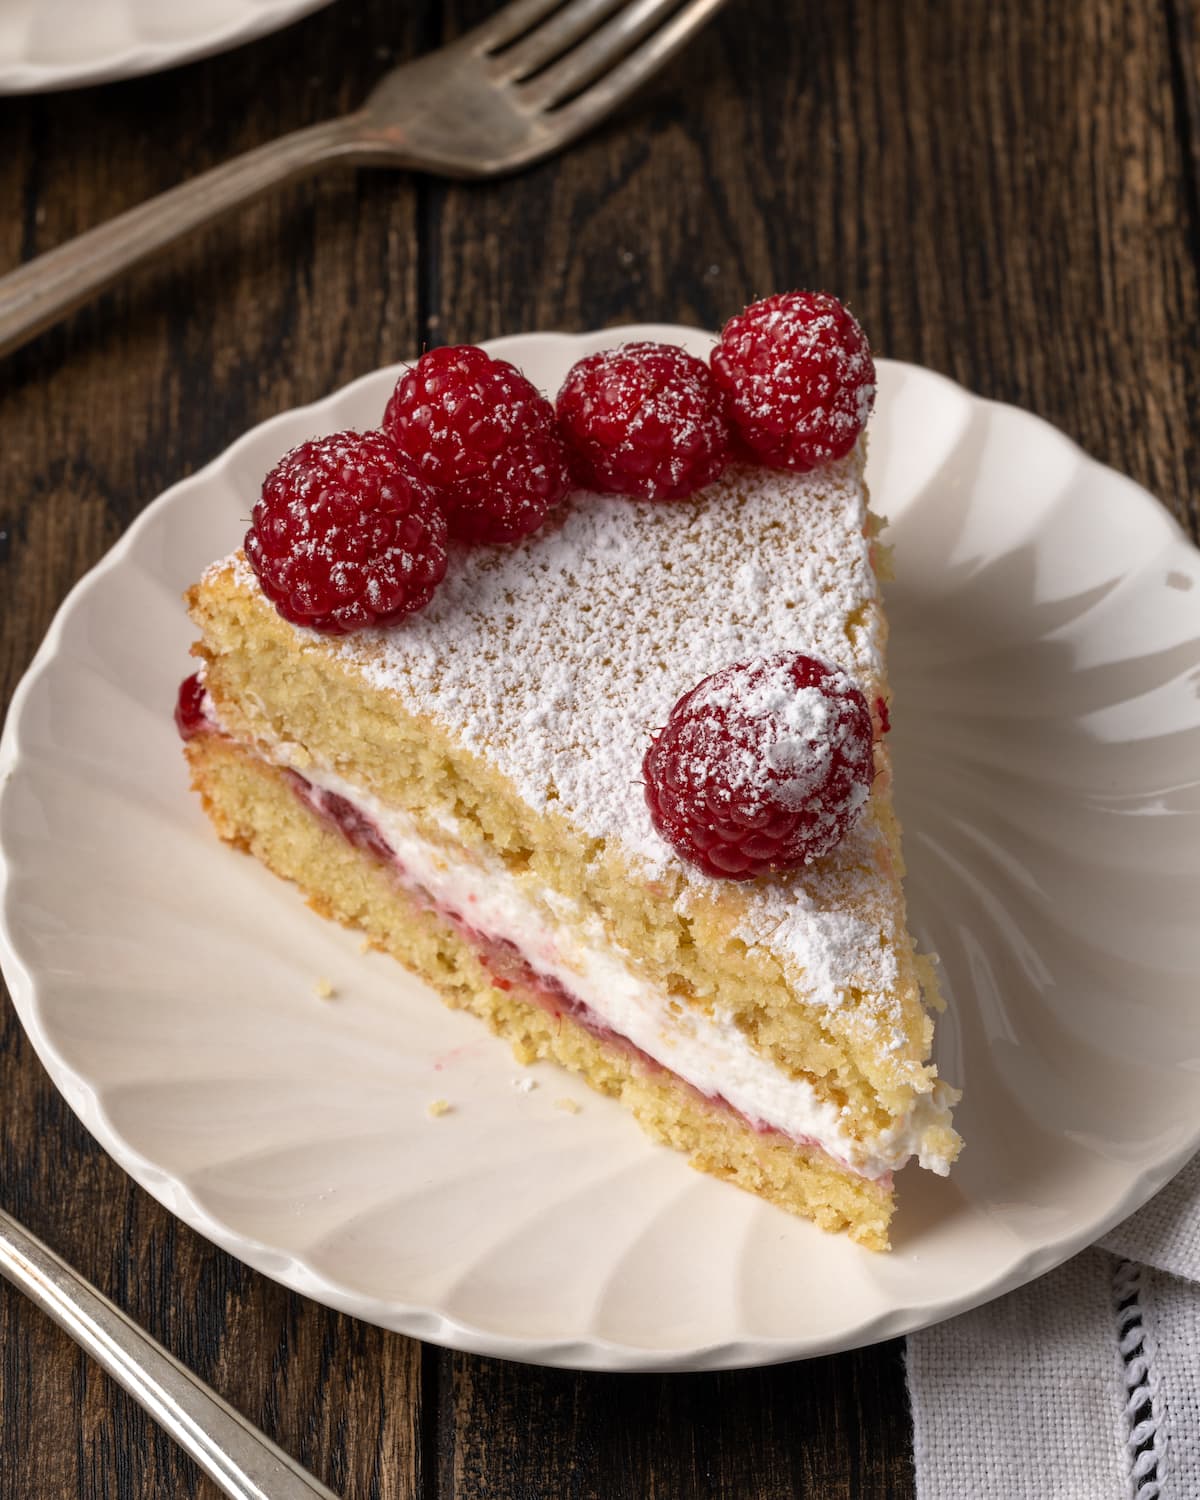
[642,653,874,880]
[245,429,447,635]
[555,341,731,500]
[710,292,875,472]
[175,672,208,740]
[382,345,570,544]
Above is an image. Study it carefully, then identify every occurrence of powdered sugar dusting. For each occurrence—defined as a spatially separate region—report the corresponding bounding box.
[301,453,906,1014]
[690,661,869,813]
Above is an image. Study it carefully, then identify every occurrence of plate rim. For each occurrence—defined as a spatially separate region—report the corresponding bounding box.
[0,0,336,94]
[2,330,1199,1371]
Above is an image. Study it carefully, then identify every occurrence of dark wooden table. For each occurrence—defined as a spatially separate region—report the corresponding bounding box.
[1,1,1197,1494]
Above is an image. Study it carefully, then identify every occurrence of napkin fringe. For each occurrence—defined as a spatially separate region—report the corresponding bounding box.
[1113,1257,1167,1499]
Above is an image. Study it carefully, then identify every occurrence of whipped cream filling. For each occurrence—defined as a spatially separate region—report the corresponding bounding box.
[203,694,956,1179]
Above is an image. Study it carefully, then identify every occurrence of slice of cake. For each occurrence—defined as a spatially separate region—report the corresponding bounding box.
[178,297,961,1249]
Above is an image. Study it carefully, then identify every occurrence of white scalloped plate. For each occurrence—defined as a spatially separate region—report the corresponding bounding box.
[2,329,1200,1372]
[0,0,334,93]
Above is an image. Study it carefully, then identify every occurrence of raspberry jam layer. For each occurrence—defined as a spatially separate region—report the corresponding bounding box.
[284,762,867,1171]
[287,769,660,1059]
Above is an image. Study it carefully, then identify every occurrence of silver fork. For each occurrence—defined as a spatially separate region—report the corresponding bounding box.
[0,1206,341,1499]
[0,0,727,359]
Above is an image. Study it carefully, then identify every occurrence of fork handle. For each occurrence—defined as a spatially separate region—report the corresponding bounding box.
[0,1208,340,1500]
[0,115,364,360]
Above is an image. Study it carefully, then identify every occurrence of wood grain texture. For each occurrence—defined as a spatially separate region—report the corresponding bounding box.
[0,5,429,1497]
[1,0,1197,1496]
[438,1345,913,1499]
[1170,0,1200,192]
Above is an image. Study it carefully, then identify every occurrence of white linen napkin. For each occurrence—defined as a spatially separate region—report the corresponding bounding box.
[906,1155,1200,1499]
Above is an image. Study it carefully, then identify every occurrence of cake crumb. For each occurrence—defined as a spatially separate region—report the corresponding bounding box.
[512,1077,537,1094]
[554,1097,581,1115]
[313,976,336,1000]
[427,1098,452,1118]
[358,937,373,954]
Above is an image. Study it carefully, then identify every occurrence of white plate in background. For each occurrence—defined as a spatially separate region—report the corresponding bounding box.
[0,0,335,92]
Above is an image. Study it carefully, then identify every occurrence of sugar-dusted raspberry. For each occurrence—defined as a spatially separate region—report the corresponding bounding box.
[555,341,731,501]
[245,429,447,635]
[382,345,570,544]
[710,292,875,472]
[642,652,874,880]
